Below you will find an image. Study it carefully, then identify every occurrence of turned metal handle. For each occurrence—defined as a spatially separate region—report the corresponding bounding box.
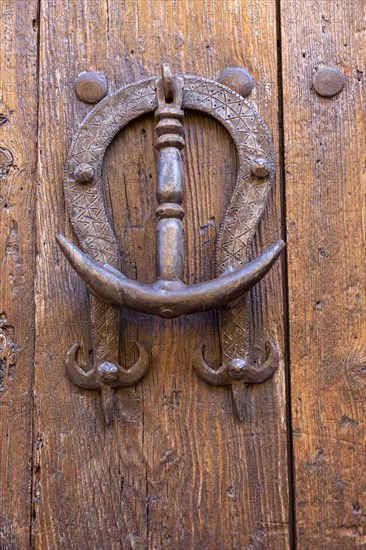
[155,64,185,283]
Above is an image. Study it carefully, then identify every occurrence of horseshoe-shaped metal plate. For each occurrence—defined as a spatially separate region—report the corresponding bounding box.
[64,76,275,271]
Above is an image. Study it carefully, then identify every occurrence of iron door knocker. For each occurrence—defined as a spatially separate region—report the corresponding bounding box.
[57,64,285,423]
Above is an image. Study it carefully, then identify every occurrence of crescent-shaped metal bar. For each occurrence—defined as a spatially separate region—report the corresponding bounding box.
[66,342,149,424]
[57,234,285,318]
[66,342,149,388]
[193,341,280,420]
[193,341,279,386]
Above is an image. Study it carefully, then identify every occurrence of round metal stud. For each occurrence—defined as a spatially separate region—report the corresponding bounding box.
[97,362,119,384]
[218,66,254,97]
[75,71,108,104]
[227,358,247,380]
[313,67,345,98]
[74,163,94,183]
[251,158,269,179]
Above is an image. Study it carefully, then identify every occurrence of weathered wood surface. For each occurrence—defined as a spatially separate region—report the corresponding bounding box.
[0,2,39,548]
[281,0,366,547]
[33,0,289,548]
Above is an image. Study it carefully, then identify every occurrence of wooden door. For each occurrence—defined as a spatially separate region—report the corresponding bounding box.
[0,1,364,549]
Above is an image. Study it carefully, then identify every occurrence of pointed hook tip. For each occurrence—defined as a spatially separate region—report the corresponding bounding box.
[56,233,70,250]
[242,341,279,384]
[193,345,231,386]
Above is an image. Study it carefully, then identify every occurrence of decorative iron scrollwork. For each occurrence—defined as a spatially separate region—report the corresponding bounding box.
[57,64,284,423]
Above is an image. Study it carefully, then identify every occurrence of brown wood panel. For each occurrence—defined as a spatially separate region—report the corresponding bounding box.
[34,1,289,548]
[281,0,366,547]
[0,1,39,548]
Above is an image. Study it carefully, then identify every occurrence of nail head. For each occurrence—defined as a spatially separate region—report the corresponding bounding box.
[97,362,119,384]
[251,158,269,179]
[218,67,254,98]
[75,71,108,104]
[74,163,94,183]
[313,67,345,98]
[227,358,247,380]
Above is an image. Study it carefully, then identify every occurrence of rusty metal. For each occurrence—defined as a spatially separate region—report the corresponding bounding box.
[58,65,284,422]
[75,71,108,104]
[313,67,345,97]
[218,66,254,97]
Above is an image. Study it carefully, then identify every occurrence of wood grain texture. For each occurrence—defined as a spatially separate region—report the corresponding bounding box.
[33,1,289,548]
[281,0,366,547]
[0,1,39,548]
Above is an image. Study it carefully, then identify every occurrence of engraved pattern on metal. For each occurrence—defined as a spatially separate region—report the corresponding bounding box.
[60,74,283,421]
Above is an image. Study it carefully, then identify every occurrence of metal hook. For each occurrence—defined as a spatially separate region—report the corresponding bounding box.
[66,342,149,424]
[193,340,279,420]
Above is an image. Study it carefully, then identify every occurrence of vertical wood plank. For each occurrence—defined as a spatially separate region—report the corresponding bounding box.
[281,0,366,547]
[34,1,289,548]
[0,1,39,548]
